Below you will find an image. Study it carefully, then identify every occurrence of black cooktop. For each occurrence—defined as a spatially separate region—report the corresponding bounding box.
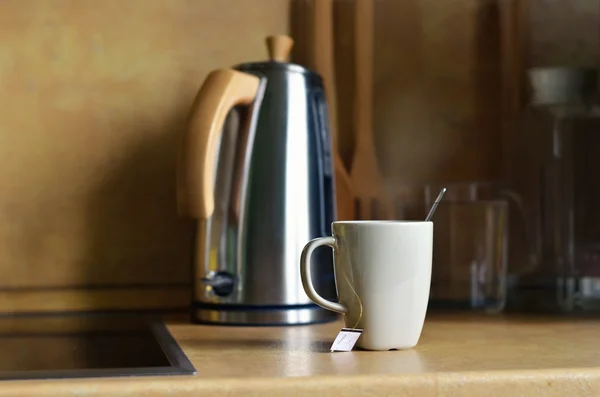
[0,313,196,381]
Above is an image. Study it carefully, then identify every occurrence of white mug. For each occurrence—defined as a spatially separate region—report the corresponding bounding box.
[300,221,433,351]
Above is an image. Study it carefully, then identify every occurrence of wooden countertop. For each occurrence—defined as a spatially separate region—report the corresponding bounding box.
[2,313,600,396]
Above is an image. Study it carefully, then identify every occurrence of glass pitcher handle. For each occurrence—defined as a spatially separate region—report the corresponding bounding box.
[498,188,539,273]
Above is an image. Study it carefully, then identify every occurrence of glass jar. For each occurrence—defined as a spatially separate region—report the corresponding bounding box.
[507,67,600,313]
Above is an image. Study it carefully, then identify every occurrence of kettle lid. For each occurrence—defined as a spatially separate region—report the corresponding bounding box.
[234,35,316,76]
[265,35,294,63]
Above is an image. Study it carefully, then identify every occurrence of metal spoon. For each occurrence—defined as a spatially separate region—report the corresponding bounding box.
[425,188,447,222]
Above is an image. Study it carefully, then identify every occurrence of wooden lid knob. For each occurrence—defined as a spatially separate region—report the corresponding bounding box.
[266,35,294,62]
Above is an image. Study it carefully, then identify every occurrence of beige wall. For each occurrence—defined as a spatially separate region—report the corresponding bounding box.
[372,0,502,187]
[0,0,596,313]
[530,0,599,66]
[0,0,291,312]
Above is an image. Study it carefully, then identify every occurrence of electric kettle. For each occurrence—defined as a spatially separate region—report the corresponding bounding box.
[176,35,338,325]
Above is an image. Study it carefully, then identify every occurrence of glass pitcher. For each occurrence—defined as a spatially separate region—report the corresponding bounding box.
[392,182,513,313]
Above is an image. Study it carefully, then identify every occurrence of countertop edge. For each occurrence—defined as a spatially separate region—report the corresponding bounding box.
[1,368,599,396]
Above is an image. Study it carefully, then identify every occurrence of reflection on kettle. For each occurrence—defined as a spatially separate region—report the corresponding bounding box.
[176,35,338,326]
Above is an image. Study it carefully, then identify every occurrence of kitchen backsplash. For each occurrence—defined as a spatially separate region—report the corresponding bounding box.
[0,0,290,313]
[0,0,597,314]
[530,0,599,67]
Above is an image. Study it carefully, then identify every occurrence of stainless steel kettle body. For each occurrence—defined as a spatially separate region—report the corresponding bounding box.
[177,35,338,325]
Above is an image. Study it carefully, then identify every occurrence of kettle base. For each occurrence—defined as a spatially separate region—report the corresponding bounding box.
[191,302,339,326]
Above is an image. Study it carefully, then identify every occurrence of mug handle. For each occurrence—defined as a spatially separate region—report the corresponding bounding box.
[300,237,348,314]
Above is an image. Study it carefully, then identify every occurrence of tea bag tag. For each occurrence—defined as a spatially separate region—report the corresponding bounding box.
[330,328,363,352]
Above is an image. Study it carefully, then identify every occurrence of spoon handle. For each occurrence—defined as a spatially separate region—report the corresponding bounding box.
[425,188,447,222]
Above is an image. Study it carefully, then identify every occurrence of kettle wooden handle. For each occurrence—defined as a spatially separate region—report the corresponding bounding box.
[177,68,260,219]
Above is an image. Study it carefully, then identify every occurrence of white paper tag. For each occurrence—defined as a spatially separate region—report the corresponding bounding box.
[330,328,363,352]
